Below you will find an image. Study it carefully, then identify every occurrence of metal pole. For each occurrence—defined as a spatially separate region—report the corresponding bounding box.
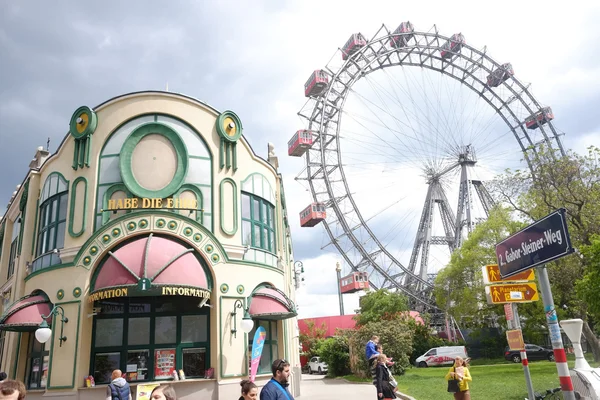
[537,265,575,400]
[335,262,344,316]
[511,303,535,400]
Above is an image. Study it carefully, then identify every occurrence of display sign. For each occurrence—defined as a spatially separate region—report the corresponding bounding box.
[506,330,525,351]
[88,284,210,303]
[495,208,573,278]
[486,283,539,304]
[482,264,535,284]
[250,326,267,383]
[154,349,176,379]
[136,383,160,400]
[106,197,198,211]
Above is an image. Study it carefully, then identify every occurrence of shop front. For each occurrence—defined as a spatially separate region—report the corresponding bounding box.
[0,91,300,399]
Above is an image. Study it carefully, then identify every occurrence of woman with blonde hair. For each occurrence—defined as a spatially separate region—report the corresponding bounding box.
[445,356,472,400]
[375,353,397,399]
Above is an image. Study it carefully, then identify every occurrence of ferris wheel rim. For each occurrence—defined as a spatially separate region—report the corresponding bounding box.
[300,24,564,306]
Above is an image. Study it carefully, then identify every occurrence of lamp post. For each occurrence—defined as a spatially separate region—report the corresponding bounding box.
[293,261,304,289]
[35,305,68,347]
[336,262,344,316]
[231,299,254,338]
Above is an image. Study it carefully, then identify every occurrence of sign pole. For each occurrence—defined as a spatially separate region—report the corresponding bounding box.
[512,303,535,400]
[537,265,575,400]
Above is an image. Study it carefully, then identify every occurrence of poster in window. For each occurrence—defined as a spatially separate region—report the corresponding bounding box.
[136,383,160,400]
[154,349,176,379]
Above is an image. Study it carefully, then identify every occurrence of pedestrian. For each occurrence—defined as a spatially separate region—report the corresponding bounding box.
[259,359,295,400]
[445,356,472,400]
[376,345,398,393]
[150,384,177,400]
[0,372,6,383]
[375,354,397,399]
[366,335,380,366]
[239,379,258,400]
[0,379,26,400]
[105,369,132,400]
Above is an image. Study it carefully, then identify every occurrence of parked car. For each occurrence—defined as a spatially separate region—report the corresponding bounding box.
[307,356,328,374]
[415,346,469,368]
[504,344,555,363]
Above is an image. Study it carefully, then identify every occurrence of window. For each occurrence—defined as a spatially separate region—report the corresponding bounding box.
[248,320,279,375]
[7,216,19,279]
[33,174,68,272]
[241,193,276,253]
[25,334,49,389]
[91,297,209,384]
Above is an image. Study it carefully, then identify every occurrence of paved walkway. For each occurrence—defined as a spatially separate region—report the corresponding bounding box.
[298,374,416,400]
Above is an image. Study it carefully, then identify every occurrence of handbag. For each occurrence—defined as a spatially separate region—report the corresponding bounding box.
[447,367,460,393]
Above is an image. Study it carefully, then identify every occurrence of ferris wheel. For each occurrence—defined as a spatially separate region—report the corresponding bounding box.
[289,22,565,309]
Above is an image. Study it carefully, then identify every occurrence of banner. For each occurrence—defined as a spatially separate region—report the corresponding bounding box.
[249,326,267,382]
[136,383,160,400]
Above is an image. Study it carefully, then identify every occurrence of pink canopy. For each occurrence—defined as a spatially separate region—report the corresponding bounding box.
[249,286,297,320]
[0,294,52,332]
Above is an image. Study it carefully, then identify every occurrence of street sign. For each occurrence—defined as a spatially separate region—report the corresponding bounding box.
[504,304,514,322]
[482,264,535,284]
[506,329,525,351]
[495,208,573,279]
[485,283,539,304]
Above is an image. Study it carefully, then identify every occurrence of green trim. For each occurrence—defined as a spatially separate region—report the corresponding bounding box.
[219,296,248,378]
[24,262,74,282]
[68,177,88,237]
[47,300,81,389]
[102,184,132,225]
[40,172,69,204]
[11,332,21,380]
[30,199,39,256]
[216,111,243,143]
[219,178,238,236]
[189,155,211,160]
[99,153,120,159]
[120,122,189,199]
[174,184,204,224]
[69,106,97,139]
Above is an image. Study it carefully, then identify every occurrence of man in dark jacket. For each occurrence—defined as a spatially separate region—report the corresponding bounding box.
[259,359,295,400]
[105,370,132,400]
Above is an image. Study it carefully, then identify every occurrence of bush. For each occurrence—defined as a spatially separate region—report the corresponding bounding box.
[314,335,351,376]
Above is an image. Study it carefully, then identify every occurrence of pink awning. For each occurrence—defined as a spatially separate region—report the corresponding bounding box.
[90,234,211,298]
[0,294,52,332]
[249,285,297,320]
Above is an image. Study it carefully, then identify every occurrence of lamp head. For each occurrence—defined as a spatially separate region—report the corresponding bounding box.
[240,311,254,334]
[35,319,52,343]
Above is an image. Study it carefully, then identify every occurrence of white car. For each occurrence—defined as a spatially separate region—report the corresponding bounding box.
[307,356,328,374]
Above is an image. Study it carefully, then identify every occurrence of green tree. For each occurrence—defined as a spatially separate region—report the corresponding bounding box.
[354,289,409,326]
[299,319,327,359]
[314,335,352,376]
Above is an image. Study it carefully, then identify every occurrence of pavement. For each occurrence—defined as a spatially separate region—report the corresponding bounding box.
[298,374,416,400]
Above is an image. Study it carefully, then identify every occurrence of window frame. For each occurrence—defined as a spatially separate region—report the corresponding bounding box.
[25,334,49,390]
[241,193,276,253]
[90,297,210,384]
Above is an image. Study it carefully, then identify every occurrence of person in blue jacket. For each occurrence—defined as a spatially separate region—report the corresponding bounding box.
[259,359,295,400]
[366,335,380,364]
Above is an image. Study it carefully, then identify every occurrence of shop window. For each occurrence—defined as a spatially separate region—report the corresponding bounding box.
[241,193,276,253]
[91,297,210,384]
[25,334,49,390]
[248,320,279,375]
[33,173,68,272]
[7,216,19,279]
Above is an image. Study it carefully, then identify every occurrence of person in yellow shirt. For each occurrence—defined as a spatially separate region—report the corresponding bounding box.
[445,356,472,400]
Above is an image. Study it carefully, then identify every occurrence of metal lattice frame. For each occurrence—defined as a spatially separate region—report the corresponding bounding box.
[297,24,565,309]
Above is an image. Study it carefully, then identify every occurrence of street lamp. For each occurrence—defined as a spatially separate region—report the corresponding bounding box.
[293,261,304,289]
[336,262,344,316]
[35,305,68,347]
[231,299,254,338]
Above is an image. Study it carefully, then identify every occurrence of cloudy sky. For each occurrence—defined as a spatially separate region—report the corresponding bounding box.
[1,1,599,318]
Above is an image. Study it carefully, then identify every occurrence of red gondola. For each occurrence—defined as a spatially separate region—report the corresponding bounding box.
[341,33,367,60]
[525,107,554,130]
[288,130,314,157]
[487,63,514,87]
[340,272,370,294]
[304,70,329,98]
[300,203,326,227]
[440,33,465,59]
[389,21,415,48]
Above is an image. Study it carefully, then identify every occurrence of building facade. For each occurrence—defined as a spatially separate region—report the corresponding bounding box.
[0,92,300,399]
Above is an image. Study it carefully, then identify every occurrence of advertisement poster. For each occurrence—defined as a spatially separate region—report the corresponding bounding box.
[249,326,267,382]
[154,349,176,379]
[136,383,160,400]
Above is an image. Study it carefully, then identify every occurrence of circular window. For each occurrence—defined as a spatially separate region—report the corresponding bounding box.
[120,123,188,198]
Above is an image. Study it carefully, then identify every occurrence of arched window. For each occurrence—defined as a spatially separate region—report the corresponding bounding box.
[33,173,68,272]
[241,174,276,254]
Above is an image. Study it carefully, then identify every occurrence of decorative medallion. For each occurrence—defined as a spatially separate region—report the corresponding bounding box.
[57,289,65,300]
[168,221,177,230]
[236,285,245,295]
[69,106,97,170]
[216,111,243,171]
[193,233,202,242]
[73,287,82,298]
[112,228,121,237]
[83,256,92,266]
[90,246,98,255]
[212,254,220,263]
[139,219,148,229]
[127,222,137,231]
[220,284,229,293]
[183,227,193,237]
[156,219,166,228]
[205,244,213,253]
[102,234,111,244]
